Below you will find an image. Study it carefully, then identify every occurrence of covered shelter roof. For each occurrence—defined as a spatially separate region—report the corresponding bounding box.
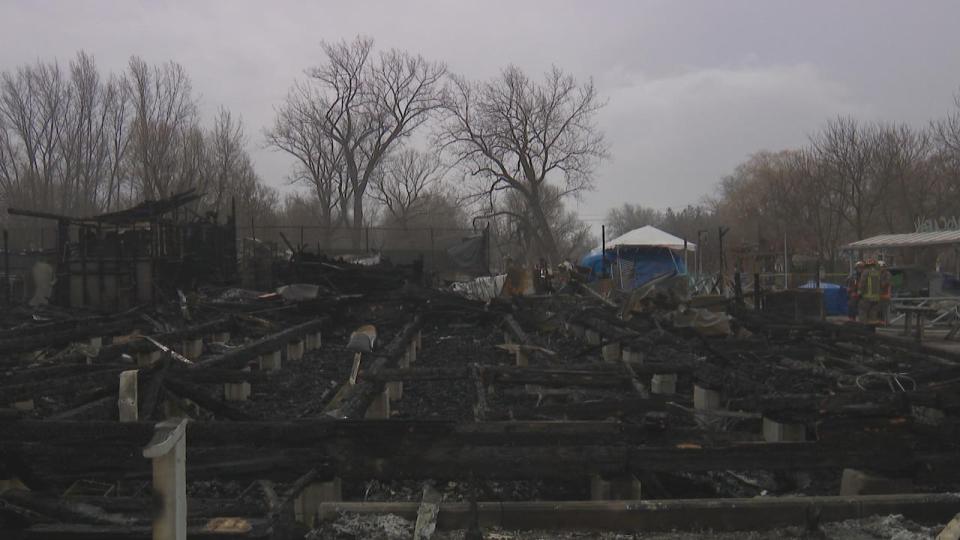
[600,225,695,252]
[844,230,960,250]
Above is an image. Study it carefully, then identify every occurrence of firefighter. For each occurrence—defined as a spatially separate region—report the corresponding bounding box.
[847,261,864,321]
[858,259,882,324]
[878,260,892,325]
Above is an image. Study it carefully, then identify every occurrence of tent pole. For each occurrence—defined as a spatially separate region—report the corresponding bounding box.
[601,225,606,279]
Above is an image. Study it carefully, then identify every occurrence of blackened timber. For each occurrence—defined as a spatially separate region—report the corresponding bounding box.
[162,378,258,420]
[192,318,325,371]
[333,316,422,419]
[509,397,672,419]
[0,320,143,356]
[0,489,138,526]
[18,522,271,539]
[0,368,124,403]
[316,494,960,533]
[46,317,235,365]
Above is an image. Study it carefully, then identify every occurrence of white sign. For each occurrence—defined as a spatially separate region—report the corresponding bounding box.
[915,216,960,233]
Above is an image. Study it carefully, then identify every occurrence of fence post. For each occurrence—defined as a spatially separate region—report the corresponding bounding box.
[365,227,370,252]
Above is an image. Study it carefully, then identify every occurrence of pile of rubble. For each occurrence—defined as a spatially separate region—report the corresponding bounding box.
[1,265,959,539]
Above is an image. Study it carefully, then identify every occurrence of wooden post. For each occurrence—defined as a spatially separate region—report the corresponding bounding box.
[142,418,188,540]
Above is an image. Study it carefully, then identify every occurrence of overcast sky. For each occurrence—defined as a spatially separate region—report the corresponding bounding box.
[3,0,959,223]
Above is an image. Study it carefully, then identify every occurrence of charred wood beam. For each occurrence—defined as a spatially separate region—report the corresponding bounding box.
[332,316,422,419]
[192,318,325,371]
[0,321,143,356]
[0,420,643,448]
[16,521,271,539]
[162,378,258,421]
[0,489,138,526]
[0,368,125,403]
[39,317,235,365]
[315,494,960,533]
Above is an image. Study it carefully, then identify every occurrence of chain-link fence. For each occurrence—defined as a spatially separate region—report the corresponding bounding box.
[237,224,496,275]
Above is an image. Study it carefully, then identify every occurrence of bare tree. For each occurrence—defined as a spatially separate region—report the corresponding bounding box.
[605,203,664,237]
[439,65,608,263]
[125,56,199,199]
[810,117,884,239]
[285,36,446,247]
[266,84,350,239]
[371,147,444,227]
[871,123,932,231]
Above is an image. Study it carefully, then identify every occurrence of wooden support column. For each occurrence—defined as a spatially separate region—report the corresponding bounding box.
[118,370,138,422]
[142,418,188,540]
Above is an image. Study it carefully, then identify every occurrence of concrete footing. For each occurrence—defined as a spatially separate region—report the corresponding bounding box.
[570,323,586,340]
[224,381,251,401]
[11,399,34,411]
[586,329,601,346]
[694,385,721,410]
[622,346,642,363]
[407,342,417,364]
[179,338,204,361]
[365,388,391,419]
[387,381,403,401]
[515,348,529,367]
[137,350,161,368]
[601,342,621,362]
[296,478,342,527]
[762,417,806,442]
[259,350,282,372]
[650,373,677,395]
[840,468,913,496]
[118,370,139,422]
[286,340,305,361]
[305,331,322,351]
[590,473,642,500]
[206,332,230,344]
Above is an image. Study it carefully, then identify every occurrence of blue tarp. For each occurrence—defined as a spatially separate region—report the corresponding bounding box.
[799,281,848,316]
[580,246,686,289]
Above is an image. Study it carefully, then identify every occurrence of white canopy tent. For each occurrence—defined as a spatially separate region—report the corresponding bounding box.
[593,225,696,253]
[585,226,695,289]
